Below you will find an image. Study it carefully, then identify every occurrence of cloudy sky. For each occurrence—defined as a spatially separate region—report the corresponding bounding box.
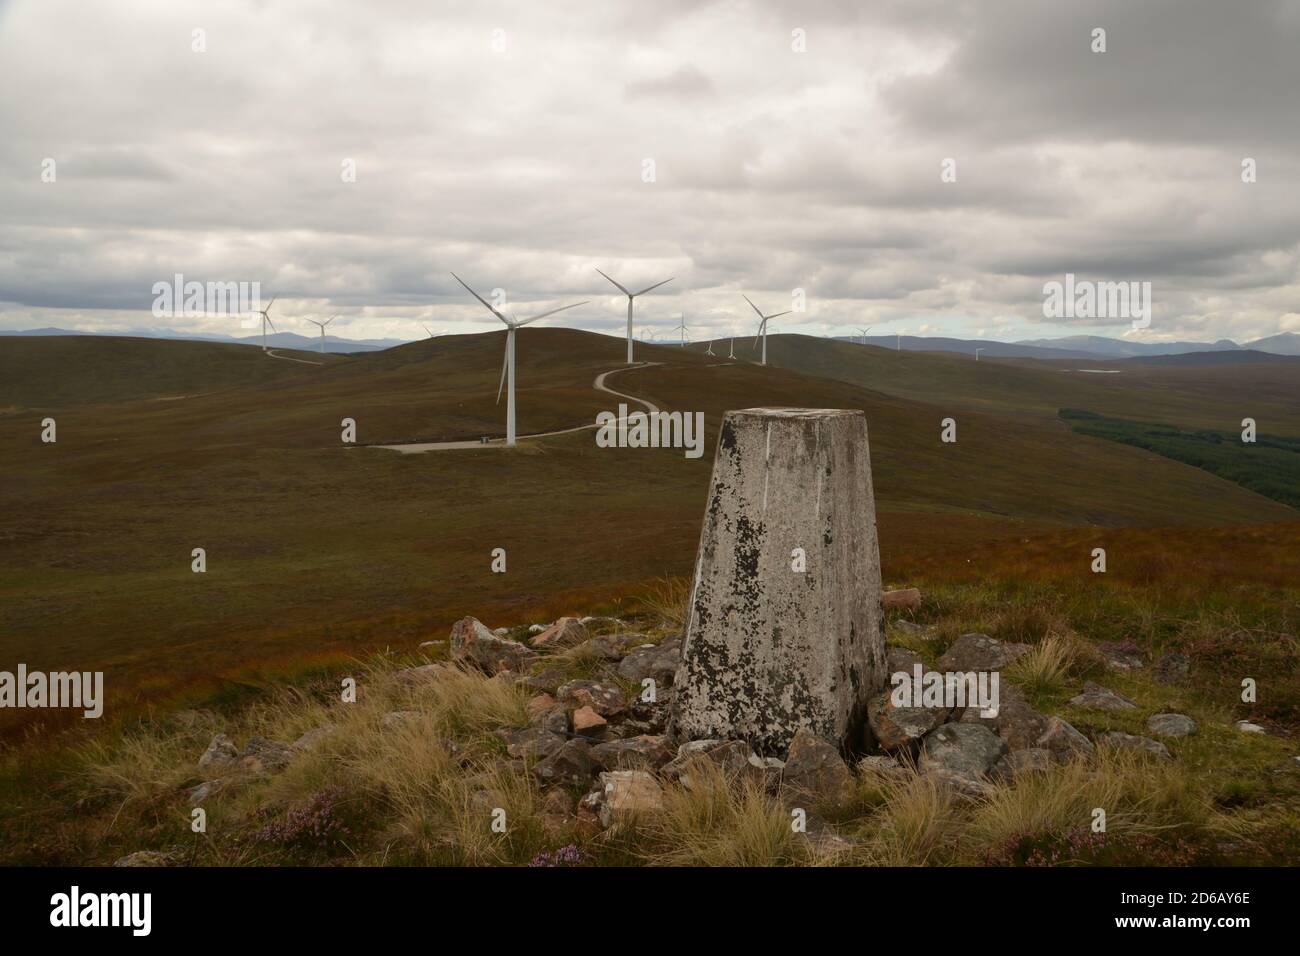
[3,0,1299,345]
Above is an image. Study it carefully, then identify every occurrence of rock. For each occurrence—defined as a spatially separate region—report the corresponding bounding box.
[617,641,681,686]
[449,616,537,674]
[557,680,627,717]
[239,736,294,774]
[1098,731,1172,759]
[198,733,238,772]
[380,710,421,730]
[1153,651,1190,684]
[927,770,996,799]
[1036,716,1095,761]
[291,726,334,753]
[885,646,923,676]
[575,789,604,834]
[187,779,227,805]
[1236,720,1266,734]
[1067,680,1138,712]
[989,747,1052,783]
[866,689,949,752]
[532,616,589,649]
[882,588,922,611]
[1098,641,1145,670]
[629,694,671,733]
[570,633,643,661]
[962,684,1049,751]
[889,620,927,638]
[526,693,557,719]
[113,849,183,867]
[532,738,597,787]
[919,723,1007,782]
[1146,713,1197,738]
[781,728,853,799]
[496,726,566,760]
[669,409,886,754]
[856,754,909,780]
[597,770,665,826]
[395,663,454,684]
[661,739,762,789]
[528,624,546,635]
[493,627,511,637]
[519,668,566,695]
[937,633,1031,672]
[591,735,673,771]
[530,702,570,736]
[571,705,608,738]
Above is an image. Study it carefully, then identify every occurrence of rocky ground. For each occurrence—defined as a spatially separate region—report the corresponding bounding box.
[106,589,1300,867]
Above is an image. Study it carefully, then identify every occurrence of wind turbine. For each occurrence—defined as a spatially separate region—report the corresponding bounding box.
[728,338,735,359]
[254,295,278,352]
[451,273,586,446]
[857,326,872,345]
[743,295,791,366]
[705,340,714,356]
[896,329,906,351]
[674,315,689,346]
[422,325,448,339]
[306,314,337,354]
[975,347,984,362]
[595,269,673,365]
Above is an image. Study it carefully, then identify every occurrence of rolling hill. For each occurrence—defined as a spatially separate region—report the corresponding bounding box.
[746,334,1300,437]
[0,331,1294,725]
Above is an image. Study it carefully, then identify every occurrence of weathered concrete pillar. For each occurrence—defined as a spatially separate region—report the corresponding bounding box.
[670,408,886,756]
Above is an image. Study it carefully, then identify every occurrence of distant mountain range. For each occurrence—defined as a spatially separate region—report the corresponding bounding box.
[0,327,406,353]
[832,331,1300,359]
[4,325,1299,359]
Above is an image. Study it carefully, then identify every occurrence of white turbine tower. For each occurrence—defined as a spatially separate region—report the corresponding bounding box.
[857,326,872,345]
[705,340,714,356]
[674,314,689,346]
[254,295,278,352]
[595,269,673,365]
[743,294,791,366]
[451,273,586,447]
[306,314,337,354]
[728,338,735,359]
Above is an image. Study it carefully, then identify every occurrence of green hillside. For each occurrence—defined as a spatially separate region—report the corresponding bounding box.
[748,334,1300,437]
[0,335,341,408]
[0,331,1293,722]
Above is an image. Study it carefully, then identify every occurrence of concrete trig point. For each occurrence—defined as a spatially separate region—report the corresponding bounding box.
[670,408,886,756]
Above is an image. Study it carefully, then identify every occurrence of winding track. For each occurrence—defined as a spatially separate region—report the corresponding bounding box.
[266,348,324,366]
[372,361,664,454]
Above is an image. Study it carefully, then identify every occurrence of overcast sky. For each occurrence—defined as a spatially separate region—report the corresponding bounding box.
[2,0,1299,344]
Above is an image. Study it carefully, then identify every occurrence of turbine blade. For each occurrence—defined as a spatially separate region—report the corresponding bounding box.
[451,272,508,324]
[595,269,630,296]
[742,294,764,318]
[496,339,509,404]
[517,300,587,325]
[264,295,277,313]
[633,277,673,296]
[768,310,792,320]
[266,316,278,333]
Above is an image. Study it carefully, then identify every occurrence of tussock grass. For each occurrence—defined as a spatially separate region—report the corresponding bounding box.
[621,762,827,867]
[1006,631,1102,698]
[637,576,691,632]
